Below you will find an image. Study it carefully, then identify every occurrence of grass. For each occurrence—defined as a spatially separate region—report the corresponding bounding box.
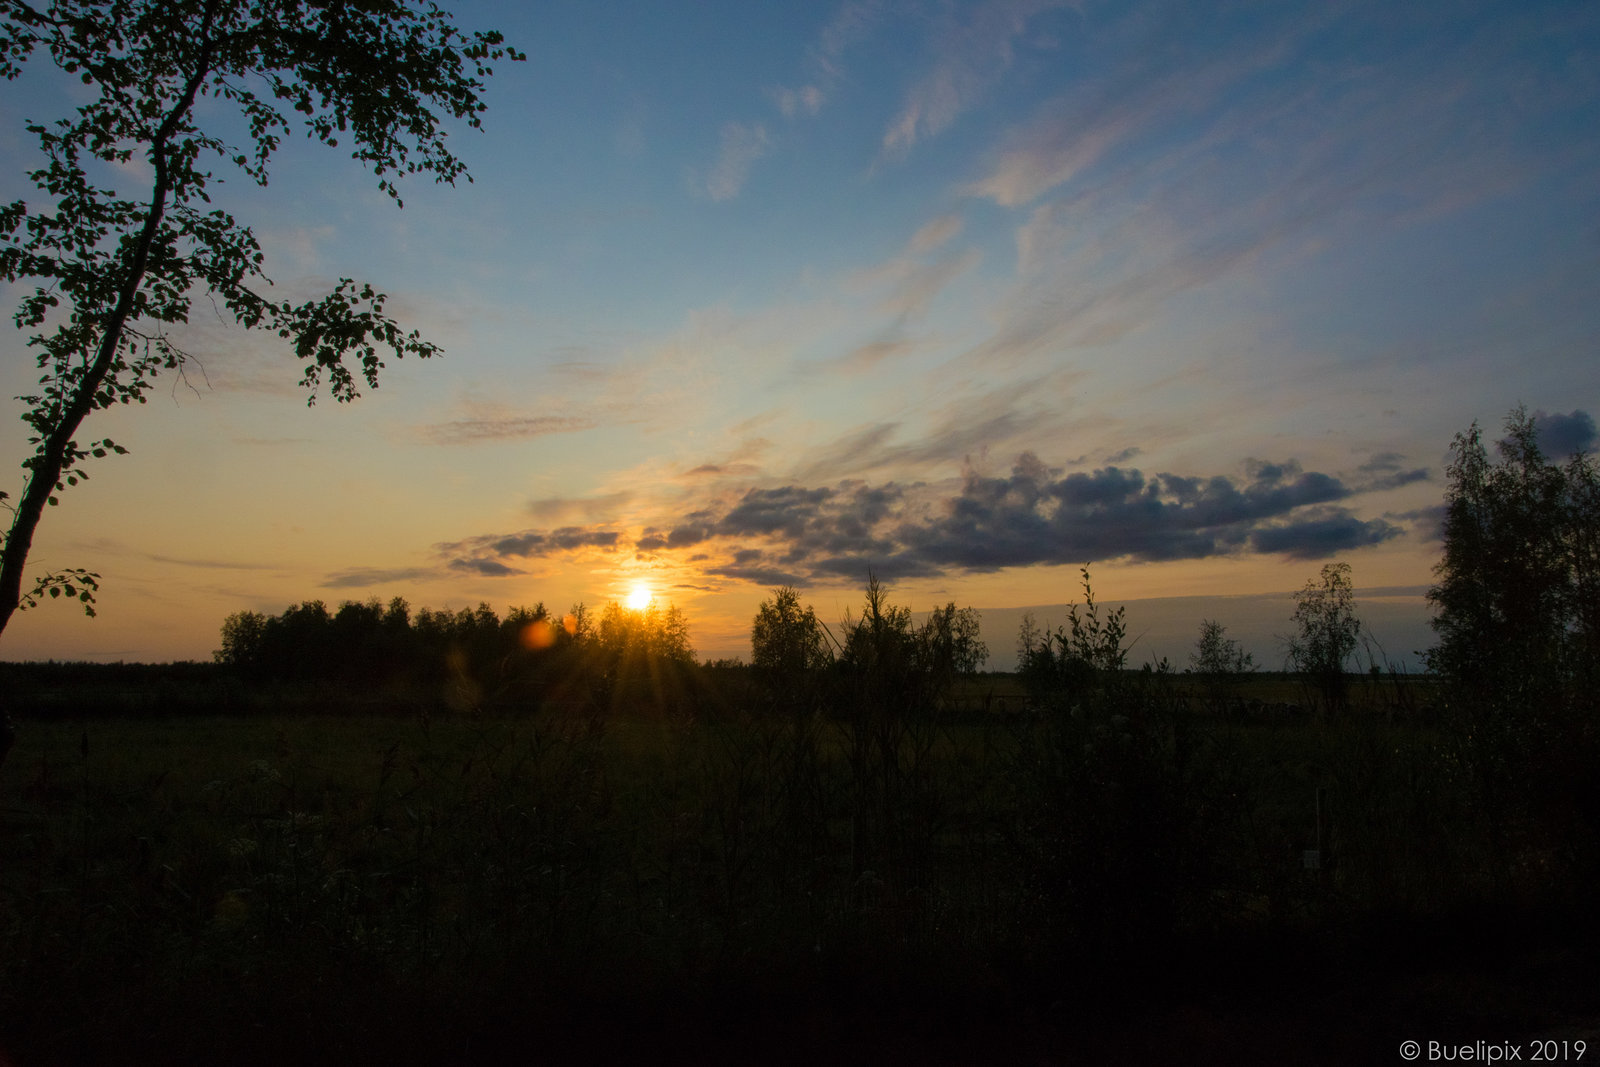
[0,671,1593,1064]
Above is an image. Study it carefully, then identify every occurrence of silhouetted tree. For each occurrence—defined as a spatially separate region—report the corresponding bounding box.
[216,609,270,676]
[1427,407,1600,704]
[751,586,830,680]
[584,599,696,714]
[918,602,989,685]
[0,0,521,767]
[1016,611,1043,673]
[596,600,693,665]
[1191,619,1254,676]
[1286,562,1359,710]
[1426,408,1600,881]
[837,573,923,712]
[1190,619,1254,712]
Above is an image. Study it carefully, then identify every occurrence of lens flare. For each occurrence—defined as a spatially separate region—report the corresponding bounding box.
[520,618,555,649]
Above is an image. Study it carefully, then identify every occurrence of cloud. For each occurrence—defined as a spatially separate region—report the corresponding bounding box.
[1534,409,1596,457]
[1396,504,1448,543]
[907,214,965,255]
[789,376,1064,484]
[702,122,772,201]
[705,562,810,587]
[881,0,1072,160]
[962,6,1325,208]
[437,527,622,576]
[820,338,917,375]
[321,566,436,589]
[142,552,279,572]
[1353,452,1431,492]
[767,0,890,119]
[1247,510,1403,559]
[940,0,1579,392]
[719,486,838,539]
[526,491,635,524]
[449,559,524,578]
[889,457,1371,570]
[73,538,280,572]
[419,415,595,445]
[879,248,984,319]
[436,448,1415,590]
[771,84,824,117]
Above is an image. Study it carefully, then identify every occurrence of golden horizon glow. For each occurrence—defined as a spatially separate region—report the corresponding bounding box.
[626,583,653,612]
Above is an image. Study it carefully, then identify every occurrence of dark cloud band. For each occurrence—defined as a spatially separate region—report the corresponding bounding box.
[436,449,1418,585]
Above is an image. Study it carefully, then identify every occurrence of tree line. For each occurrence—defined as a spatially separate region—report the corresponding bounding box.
[212,399,1599,728]
[215,597,693,711]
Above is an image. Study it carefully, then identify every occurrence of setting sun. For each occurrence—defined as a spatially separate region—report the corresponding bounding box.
[626,584,653,612]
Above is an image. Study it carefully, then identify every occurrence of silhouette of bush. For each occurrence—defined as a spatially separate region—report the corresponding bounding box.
[1017,566,1128,705]
[1007,570,1250,965]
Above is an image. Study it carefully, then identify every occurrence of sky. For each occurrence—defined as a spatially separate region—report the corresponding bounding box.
[2,0,1598,670]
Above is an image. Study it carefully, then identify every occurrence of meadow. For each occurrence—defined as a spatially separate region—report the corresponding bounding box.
[2,663,1594,1064]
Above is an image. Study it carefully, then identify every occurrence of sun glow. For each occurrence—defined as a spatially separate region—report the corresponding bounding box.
[626,583,653,612]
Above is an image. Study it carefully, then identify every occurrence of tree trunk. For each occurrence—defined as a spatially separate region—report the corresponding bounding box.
[0,12,217,776]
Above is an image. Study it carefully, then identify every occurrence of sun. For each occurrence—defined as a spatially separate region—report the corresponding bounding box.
[625,583,653,612]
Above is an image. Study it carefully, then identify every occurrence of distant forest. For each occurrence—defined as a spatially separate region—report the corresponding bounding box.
[210,597,694,711]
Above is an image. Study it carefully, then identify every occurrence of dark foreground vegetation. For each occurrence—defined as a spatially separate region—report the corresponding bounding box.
[2,409,1597,1064]
[2,665,1596,1065]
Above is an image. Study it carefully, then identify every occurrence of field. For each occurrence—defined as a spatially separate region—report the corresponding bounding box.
[1,666,1596,1064]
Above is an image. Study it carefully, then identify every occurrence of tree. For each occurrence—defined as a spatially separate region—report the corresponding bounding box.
[1285,561,1359,709]
[1190,618,1254,712]
[0,3,522,694]
[1190,619,1254,677]
[1427,407,1599,703]
[919,601,988,678]
[838,572,917,678]
[596,600,694,665]
[215,607,268,673]
[750,586,829,678]
[1016,610,1042,672]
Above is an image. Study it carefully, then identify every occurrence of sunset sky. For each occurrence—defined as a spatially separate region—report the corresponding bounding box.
[2,0,1597,669]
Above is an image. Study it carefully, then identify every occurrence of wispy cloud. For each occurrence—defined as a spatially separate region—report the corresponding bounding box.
[789,375,1067,483]
[418,414,595,445]
[768,0,890,119]
[73,538,280,572]
[321,566,436,589]
[437,527,623,576]
[907,213,965,255]
[962,5,1322,208]
[1352,453,1432,493]
[814,338,918,376]
[526,491,636,524]
[879,248,985,320]
[449,558,525,578]
[770,84,824,118]
[880,0,1072,160]
[951,16,1547,376]
[701,122,773,201]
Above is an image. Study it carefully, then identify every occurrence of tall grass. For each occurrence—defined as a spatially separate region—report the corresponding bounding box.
[0,665,1586,1063]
